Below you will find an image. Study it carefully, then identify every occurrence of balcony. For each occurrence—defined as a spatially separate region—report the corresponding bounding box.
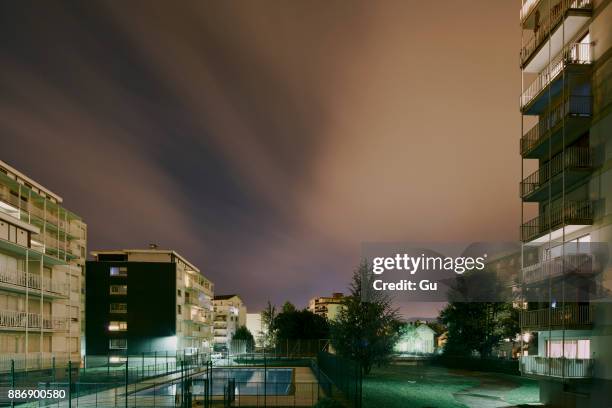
[520,147,592,201]
[0,309,68,331]
[523,253,593,284]
[0,267,69,297]
[521,201,592,242]
[521,43,592,114]
[521,355,593,378]
[521,96,591,158]
[520,304,592,330]
[520,0,593,72]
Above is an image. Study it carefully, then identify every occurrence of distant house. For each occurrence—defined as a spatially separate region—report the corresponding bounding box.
[394,323,436,355]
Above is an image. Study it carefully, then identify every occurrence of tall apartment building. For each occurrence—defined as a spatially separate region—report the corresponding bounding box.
[212,294,246,350]
[0,160,86,370]
[518,1,612,406]
[86,249,214,356]
[308,293,344,320]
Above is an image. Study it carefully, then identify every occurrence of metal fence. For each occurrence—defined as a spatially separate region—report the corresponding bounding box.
[0,349,363,407]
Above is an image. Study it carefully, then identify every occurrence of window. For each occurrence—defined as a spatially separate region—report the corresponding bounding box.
[178,305,182,315]
[109,267,127,277]
[110,285,127,295]
[547,340,590,359]
[108,321,127,331]
[109,339,127,350]
[110,303,127,314]
[178,289,182,297]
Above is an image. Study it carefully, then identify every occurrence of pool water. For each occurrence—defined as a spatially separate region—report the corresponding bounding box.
[136,368,293,396]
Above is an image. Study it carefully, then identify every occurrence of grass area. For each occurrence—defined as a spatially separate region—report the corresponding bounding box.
[362,363,540,408]
[502,375,539,405]
[363,364,477,408]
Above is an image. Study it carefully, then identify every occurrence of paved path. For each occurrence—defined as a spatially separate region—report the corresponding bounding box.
[452,371,523,408]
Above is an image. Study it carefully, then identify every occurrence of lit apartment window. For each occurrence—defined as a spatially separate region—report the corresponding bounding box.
[108,321,128,331]
[109,267,128,277]
[109,339,127,350]
[110,285,127,295]
[547,339,590,359]
[110,303,128,314]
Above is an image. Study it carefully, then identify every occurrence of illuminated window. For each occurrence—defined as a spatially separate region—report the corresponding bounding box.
[110,285,127,295]
[109,303,127,314]
[110,267,128,277]
[547,339,590,359]
[108,321,127,331]
[109,339,127,350]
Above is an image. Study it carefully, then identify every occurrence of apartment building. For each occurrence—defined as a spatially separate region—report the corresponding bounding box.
[212,294,246,350]
[0,160,86,371]
[308,293,344,320]
[86,249,214,356]
[518,1,612,406]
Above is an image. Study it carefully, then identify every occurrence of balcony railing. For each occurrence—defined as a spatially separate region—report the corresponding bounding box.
[521,42,592,109]
[521,201,592,242]
[0,267,69,296]
[520,304,592,329]
[520,147,591,198]
[521,96,591,155]
[520,0,593,66]
[521,355,593,377]
[0,309,68,331]
[521,0,540,21]
[523,253,593,283]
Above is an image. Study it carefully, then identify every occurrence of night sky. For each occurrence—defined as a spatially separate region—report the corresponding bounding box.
[1,1,522,317]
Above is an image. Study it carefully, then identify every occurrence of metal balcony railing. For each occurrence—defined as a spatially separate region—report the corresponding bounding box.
[520,304,592,328]
[0,267,69,296]
[523,253,593,283]
[0,309,68,331]
[520,147,591,198]
[521,201,592,241]
[521,0,540,21]
[520,0,593,66]
[520,96,591,155]
[521,355,593,377]
[521,42,592,109]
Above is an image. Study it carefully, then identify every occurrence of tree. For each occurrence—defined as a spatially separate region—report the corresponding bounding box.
[439,268,519,357]
[232,326,255,352]
[274,309,329,340]
[281,301,297,314]
[330,261,401,375]
[261,300,277,348]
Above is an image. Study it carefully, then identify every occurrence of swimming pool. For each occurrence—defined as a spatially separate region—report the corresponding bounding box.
[136,368,294,396]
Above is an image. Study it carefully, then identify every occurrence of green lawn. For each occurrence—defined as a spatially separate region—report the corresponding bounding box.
[363,364,478,408]
[362,364,540,408]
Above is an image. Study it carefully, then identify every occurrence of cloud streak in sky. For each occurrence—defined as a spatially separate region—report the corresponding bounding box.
[1,1,521,316]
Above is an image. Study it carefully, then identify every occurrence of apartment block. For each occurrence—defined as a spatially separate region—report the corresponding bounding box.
[212,294,246,350]
[308,293,344,320]
[86,249,214,356]
[519,0,612,406]
[0,160,86,371]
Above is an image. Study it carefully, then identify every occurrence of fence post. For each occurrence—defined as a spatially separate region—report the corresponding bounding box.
[154,351,157,376]
[141,352,145,381]
[52,356,56,383]
[166,350,169,375]
[10,360,14,408]
[125,355,129,408]
[68,360,72,408]
[264,352,267,407]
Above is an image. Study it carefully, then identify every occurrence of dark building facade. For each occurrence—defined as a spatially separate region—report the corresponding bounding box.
[85,249,214,356]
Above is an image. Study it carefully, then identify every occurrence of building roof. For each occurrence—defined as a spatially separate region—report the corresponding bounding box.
[90,248,201,273]
[0,159,63,203]
[214,294,239,300]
